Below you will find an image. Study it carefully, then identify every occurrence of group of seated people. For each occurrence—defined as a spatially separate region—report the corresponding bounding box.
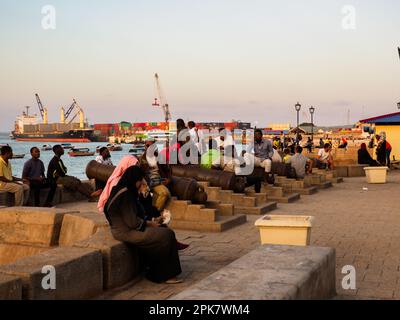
[0,124,348,286]
[0,145,102,207]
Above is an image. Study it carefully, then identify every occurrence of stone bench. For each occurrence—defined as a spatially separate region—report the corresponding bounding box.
[0,274,22,300]
[0,180,94,207]
[0,207,142,298]
[334,164,368,177]
[0,246,103,299]
[171,245,336,300]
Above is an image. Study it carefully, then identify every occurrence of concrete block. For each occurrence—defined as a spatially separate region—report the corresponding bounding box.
[185,205,215,222]
[171,245,336,300]
[334,166,348,177]
[235,202,277,215]
[0,274,22,300]
[170,214,246,233]
[0,207,76,246]
[166,200,191,221]
[231,194,256,207]
[347,164,367,177]
[0,246,103,300]
[0,244,49,266]
[59,212,109,247]
[217,190,234,203]
[206,201,234,216]
[73,229,140,290]
[204,187,222,201]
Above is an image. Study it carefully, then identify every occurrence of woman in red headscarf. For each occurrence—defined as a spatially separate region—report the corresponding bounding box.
[358,143,378,166]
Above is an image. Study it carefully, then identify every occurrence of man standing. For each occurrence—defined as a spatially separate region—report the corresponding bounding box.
[48,145,102,201]
[0,146,29,206]
[22,147,56,207]
[245,129,274,175]
[287,146,313,179]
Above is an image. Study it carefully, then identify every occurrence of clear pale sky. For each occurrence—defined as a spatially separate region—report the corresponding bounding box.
[0,0,399,130]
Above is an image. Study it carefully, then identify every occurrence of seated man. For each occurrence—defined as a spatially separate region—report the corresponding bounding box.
[95,147,113,190]
[22,147,56,207]
[316,143,334,169]
[287,146,313,179]
[244,129,274,176]
[140,139,172,212]
[0,146,29,206]
[282,148,291,163]
[48,145,102,201]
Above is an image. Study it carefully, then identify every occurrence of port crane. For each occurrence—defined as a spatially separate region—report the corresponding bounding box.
[58,98,83,125]
[152,73,172,123]
[35,94,45,120]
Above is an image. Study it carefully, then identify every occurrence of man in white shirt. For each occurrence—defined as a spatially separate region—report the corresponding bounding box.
[96,147,113,166]
[95,147,113,190]
[188,121,203,155]
[316,143,334,169]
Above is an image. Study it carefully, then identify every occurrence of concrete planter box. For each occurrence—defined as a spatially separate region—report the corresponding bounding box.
[364,167,389,184]
[255,215,314,246]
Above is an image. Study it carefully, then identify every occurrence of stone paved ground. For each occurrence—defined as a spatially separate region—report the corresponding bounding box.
[58,171,400,300]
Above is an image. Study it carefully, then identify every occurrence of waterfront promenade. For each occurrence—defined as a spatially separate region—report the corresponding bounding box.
[57,171,400,300]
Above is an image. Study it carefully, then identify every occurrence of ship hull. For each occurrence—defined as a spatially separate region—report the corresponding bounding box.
[13,130,96,143]
[15,138,91,142]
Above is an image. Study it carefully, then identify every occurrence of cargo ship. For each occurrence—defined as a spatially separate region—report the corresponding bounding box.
[11,96,107,142]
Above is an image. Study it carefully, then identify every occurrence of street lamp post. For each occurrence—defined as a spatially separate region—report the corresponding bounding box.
[295,102,301,145]
[309,106,315,150]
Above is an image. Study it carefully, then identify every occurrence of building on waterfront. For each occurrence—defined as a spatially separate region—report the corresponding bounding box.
[360,112,400,160]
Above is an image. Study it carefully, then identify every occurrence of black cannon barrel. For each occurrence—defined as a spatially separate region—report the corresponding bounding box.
[86,160,207,204]
[171,165,246,193]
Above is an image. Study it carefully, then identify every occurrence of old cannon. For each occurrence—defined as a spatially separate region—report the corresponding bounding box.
[86,160,207,204]
[170,165,246,193]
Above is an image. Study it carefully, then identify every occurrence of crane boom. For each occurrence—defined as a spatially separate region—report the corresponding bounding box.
[35,93,45,120]
[65,101,77,119]
[153,73,172,123]
[67,99,82,124]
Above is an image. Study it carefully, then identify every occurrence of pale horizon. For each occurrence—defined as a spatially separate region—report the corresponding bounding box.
[1,0,399,130]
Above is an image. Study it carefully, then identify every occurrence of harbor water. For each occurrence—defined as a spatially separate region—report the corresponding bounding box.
[0,133,137,180]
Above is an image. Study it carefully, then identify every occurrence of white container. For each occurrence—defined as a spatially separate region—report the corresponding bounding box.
[255,215,314,246]
[364,167,388,184]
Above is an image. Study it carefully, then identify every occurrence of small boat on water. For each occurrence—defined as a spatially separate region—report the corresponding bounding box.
[61,143,74,150]
[107,143,123,152]
[12,154,25,159]
[68,148,95,157]
[41,144,52,151]
[129,144,145,157]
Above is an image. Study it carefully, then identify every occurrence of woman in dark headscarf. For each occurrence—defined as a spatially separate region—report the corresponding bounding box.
[104,166,182,284]
[358,143,378,166]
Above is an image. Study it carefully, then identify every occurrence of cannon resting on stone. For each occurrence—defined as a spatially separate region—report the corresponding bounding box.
[86,160,207,204]
[170,165,246,193]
